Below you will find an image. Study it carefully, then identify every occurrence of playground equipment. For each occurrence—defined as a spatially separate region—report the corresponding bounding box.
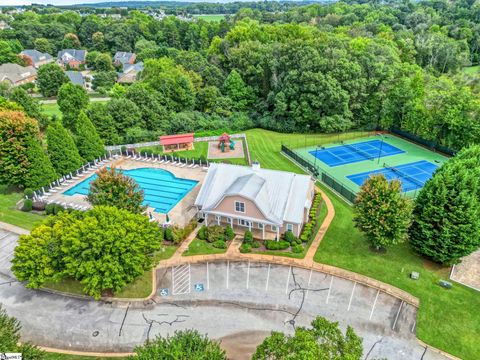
[218,132,235,152]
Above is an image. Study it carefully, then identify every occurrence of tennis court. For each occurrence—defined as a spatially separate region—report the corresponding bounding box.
[309,140,405,167]
[347,160,438,192]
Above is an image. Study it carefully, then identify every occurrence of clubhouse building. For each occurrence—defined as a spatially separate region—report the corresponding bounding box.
[195,163,314,240]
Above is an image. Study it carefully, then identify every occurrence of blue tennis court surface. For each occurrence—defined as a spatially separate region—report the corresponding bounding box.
[309,140,405,167]
[347,160,438,192]
[64,167,198,213]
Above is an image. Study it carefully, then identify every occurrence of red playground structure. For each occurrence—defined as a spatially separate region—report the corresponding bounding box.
[218,132,235,152]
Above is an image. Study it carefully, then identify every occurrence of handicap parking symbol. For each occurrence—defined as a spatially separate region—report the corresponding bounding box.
[194,283,204,292]
[159,288,169,297]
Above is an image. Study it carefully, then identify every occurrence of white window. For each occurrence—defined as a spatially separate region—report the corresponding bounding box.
[227,217,233,225]
[271,225,278,232]
[286,224,293,232]
[215,215,221,222]
[235,201,245,213]
[258,223,264,229]
[238,219,251,227]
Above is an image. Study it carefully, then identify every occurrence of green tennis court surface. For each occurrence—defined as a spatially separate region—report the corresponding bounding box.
[294,134,449,197]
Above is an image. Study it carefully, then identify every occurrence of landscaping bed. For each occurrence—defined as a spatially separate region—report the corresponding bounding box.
[183,224,234,256]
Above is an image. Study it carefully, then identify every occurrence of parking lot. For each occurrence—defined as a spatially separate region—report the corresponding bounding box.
[0,228,18,278]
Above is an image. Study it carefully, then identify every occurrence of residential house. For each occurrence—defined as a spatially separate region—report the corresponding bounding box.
[65,70,92,91]
[0,63,37,86]
[117,61,143,84]
[20,49,53,68]
[0,20,11,30]
[113,51,136,67]
[195,163,314,240]
[57,49,87,69]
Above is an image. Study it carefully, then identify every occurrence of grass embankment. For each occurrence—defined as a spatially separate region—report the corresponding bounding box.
[193,14,226,22]
[314,185,480,360]
[182,239,227,256]
[44,246,177,299]
[0,187,44,230]
[463,65,480,75]
[41,100,109,119]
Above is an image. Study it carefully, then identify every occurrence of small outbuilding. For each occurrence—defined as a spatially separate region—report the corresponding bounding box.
[159,133,194,153]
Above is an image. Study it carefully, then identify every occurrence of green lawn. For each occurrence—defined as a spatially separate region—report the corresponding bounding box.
[314,184,480,360]
[463,65,480,75]
[182,239,227,256]
[193,14,226,22]
[41,103,62,118]
[0,190,45,230]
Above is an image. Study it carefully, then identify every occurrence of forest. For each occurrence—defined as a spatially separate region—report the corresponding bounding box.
[1,0,480,150]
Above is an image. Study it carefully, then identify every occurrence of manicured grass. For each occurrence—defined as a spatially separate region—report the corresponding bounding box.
[314,184,480,360]
[193,14,226,22]
[463,65,480,74]
[41,103,62,118]
[44,353,127,360]
[0,190,45,230]
[43,246,177,299]
[141,141,209,159]
[182,239,227,256]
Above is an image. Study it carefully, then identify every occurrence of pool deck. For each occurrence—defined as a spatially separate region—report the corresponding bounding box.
[42,157,207,228]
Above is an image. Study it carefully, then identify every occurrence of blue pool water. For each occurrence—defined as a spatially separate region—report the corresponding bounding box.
[63,168,198,214]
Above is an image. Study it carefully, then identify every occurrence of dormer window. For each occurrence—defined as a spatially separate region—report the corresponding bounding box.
[234,201,245,213]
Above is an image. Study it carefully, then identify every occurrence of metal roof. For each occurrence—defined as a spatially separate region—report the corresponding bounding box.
[160,133,194,146]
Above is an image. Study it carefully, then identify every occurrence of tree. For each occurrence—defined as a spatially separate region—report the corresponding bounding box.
[106,98,143,136]
[0,305,45,359]
[46,121,83,177]
[74,111,104,162]
[85,102,121,145]
[223,69,252,111]
[132,330,227,360]
[12,206,163,299]
[57,83,89,130]
[62,33,81,49]
[409,146,480,265]
[37,63,68,97]
[87,167,145,214]
[0,110,55,188]
[92,71,117,91]
[34,37,53,54]
[94,53,114,71]
[0,39,23,64]
[9,87,47,126]
[354,174,413,251]
[253,316,363,360]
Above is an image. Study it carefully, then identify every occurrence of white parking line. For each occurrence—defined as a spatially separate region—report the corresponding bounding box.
[285,266,291,294]
[411,320,416,333]
[369,290,380,320]
[392,301,404,330]
[172,264,191,295]
[347,282,356,311]
[326,276,334,304]
[246,261,250,289]
[305,268,313,299]
[265,264,270,292]
[226,261,229,289]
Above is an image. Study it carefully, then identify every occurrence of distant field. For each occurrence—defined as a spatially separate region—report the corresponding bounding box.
[193,14,226,22]
[463,65,479,74]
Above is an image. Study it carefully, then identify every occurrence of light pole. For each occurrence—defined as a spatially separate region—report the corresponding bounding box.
[305,124,310,149]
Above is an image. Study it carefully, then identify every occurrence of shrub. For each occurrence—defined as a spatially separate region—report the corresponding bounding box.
[240,243,252,253]
[212,240,227,249]
[284,230,297,244]
[45,203,55,215]
[206,225,225,243]
[291,244,304,253]
[172,226,185,244]
[24,188,34,199]
[22,199,33,212]
[197,225,207,240]
[244,230,253,244]
[251,240,261,248]
[225,225,235,241]
[164,227,174,242]
[265,240,290,250]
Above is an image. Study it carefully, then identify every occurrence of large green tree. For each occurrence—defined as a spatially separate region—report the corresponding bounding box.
[0,110,55,188]
[223,69,252,112]
[85,102,121,145]
[410,146,480,265]
[57,83,89,130]
[87,167,145,214]
[253,316,363,360]
[354,174,413,251]
[46,121,83,177]
[12,206,163,299]
[74,111,105,162]
[0,305,45,359]
[132,330,227,360]
[37,63,68,97]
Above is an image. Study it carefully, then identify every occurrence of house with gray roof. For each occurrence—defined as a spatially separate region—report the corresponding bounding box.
[113,51,136,67]
[57,49,87,69]
[195,163,314,239]
[0,63,37,86]
[65,71,85,87]
[20,49,53,68]
[118,61,143,84]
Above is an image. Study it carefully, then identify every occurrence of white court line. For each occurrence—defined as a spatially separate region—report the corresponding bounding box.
[305,268,313,299]
[246,261,250,289]
[206,262,209,290]
[347,282,356,311]
[226,261,229,289]
[326,276,334,304]
[369,290,380,320]
[411,320,416,333]
[265,264,270,292]
[285,266,291,294]
[392,301,404,331]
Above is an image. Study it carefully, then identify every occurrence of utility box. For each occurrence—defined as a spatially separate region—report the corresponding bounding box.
[439,280,452,289]
[410,271,420,280]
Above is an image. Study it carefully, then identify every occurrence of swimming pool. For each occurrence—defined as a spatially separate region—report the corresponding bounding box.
[63,168,198,214]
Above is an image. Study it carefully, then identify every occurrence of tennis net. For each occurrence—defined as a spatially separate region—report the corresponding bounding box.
[383,163,424,188]
[342,142,375,161]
